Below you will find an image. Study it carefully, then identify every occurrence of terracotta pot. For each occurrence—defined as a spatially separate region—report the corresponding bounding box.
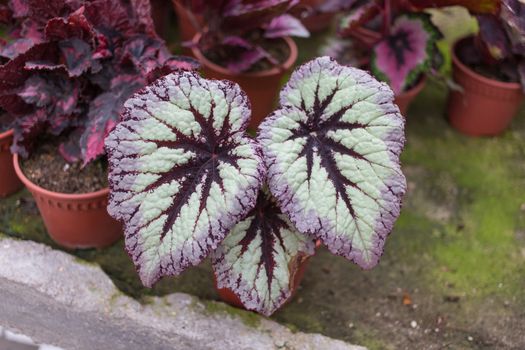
[13,154,122,249]
[0,129,23,197]
[172,1,203,43]
[215,252,312,311]
[447,37,525,136]
[192,33,298,128]
[394,76,426,116]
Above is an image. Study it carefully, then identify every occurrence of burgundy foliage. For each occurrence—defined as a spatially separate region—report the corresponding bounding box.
[0,0,198,164]
[463,0,525,90]
[174,0,308,73]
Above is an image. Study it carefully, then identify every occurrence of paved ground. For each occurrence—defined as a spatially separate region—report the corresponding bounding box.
[0,326,62,350]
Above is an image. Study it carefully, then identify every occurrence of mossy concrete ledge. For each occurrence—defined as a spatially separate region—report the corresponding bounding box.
[0,237,366,350]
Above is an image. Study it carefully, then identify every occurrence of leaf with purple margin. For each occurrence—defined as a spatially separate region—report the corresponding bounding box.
[258,56,406,270]
[222,0,298,32]
[106,71,266,287]
[212,189,315,316]
[477,14,511,61]
[81,75,143,165]
[337,1,380,38]
[227,47,268,74]
[145,56,200,84]
[59,38,93,77]
[0,38,35,59]
[264,14,309,39]
[371,13,442,94]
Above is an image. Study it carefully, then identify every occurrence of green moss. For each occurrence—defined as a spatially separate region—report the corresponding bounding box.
[200,300,262,328]
[352,329,395,350]
[401,85,525,299]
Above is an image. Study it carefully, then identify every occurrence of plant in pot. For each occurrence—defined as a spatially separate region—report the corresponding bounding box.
[0,112,22,197]
[291,0,355,33]
[446,0,525,136]
[105,56,407,315]
[0,0,198,248]
[0,5,23,197]
[173,0,310,128]
[322,0,444,115]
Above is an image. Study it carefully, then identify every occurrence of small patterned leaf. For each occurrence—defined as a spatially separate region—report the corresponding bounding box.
[106,71,265,287]
[212,189,315,316]
[337,1,380,38]
[258,56,406,270]
[371,13,442,94]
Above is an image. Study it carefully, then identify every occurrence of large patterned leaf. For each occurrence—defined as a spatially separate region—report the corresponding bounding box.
[106,71,265,287]
[212,189,315,316]
[258,57,406,270]
[371,13,442,94]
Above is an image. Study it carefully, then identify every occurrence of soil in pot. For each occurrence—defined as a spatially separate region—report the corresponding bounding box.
[15,141,121,249]
[193,33,297,129]
[447,37,525,136]
[21,142,108,194]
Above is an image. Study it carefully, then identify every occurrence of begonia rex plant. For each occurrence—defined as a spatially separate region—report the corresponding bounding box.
[0,0,198,165]
[105,56,407,316]
[325,0,444,94]
[174,0,309,73]
[464,0,525,90]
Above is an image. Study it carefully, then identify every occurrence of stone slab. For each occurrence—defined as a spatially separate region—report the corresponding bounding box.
[0,237,366,350]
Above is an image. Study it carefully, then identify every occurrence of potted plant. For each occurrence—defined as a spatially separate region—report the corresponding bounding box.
[0,113,22,197]
[105,56,407,316]
[446,0,525,136]
[0,0,198,248]
[0,5,22,197]
[323,0,444,115]
[291,0,351,33]
[174,0,310,128]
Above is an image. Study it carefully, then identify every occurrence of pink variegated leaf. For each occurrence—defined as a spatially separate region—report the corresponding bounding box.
[264,14,309,38]
[258,57,406,270]
[371,13,442,94]
[106,71,265,287]
[212,189,315,316]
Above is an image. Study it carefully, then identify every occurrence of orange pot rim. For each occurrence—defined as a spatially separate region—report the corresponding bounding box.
[452,36,523,91]
[0,128,14,141]
[191,33,298,78]
[13,153,110,201]
[396,75,426,99]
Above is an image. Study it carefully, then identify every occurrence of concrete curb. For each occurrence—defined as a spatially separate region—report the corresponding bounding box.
[0,238,366,350]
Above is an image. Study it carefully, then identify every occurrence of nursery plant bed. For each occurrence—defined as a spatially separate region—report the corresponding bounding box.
[2,82,525,349]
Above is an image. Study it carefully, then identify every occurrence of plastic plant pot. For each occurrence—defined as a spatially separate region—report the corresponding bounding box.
[13,154,122,249]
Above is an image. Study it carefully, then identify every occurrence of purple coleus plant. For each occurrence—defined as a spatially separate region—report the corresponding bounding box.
[327,0,443,94]
[0,0,198,165]
[106,56,407,316]
[174,0,309,73]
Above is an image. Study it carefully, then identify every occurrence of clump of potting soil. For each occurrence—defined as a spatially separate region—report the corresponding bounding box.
[21,142,108,194]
